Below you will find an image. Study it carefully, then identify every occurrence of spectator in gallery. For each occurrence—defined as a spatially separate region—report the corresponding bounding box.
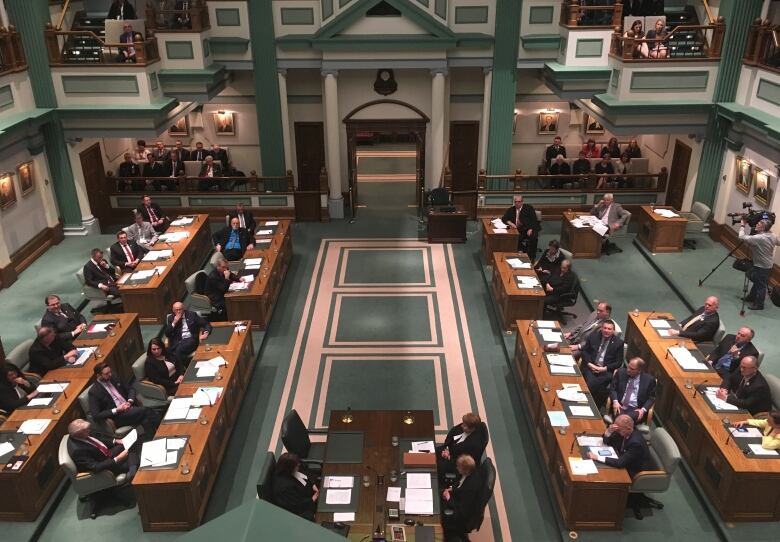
[142,153,163,191]
[173,140,191,161]
[582,138,599,158]
[198,155,223,191]
[133,139,150,164]
[151,140,168,162]
[572,151,591,186]
[624,19,646,59]
[117,152,141,192]
[548,155,571,189]
[601,137,621,159]
[192,141,210,162]
[545,136,566,171]
[117,23,137,63]
[644,19,668,59]
[625,139,642,158]
[595,154,615,189]
[616,153,634,188]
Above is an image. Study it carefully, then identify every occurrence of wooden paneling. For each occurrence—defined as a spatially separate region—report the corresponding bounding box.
[0,223,64,291]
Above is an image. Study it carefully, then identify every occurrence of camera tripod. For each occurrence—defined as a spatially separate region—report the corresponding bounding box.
[697,240,751,316]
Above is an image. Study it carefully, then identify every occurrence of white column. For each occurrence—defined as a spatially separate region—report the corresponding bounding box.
[277,69,293,177]
[478,67,493,171]
[430,69,447,189]
[322,69,344,218]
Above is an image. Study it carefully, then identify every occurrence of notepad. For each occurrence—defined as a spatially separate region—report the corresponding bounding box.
[547,411,569,427]
[27,397,53,407]
[228,282,249,291]
[649,319,671,329]
[535,320,556,328]
[411,441,435,453]
[749,444,779,456]
[325,476,355,488]
[333,512,355,522]
[569,458,598,475]
[570,405,594,417]
[18,419,51,434]
[405,473,431,489]
[325,489,352,505]
[730,427,763,438]
[37,382,69,393]
[549,365,576,374]
[539,330,563,343]
[170,217,193,226]
[547,354,576,366]
[387,487,402,502]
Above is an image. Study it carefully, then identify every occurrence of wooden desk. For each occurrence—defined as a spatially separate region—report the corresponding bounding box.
[491,253,545,331]
[119,214,212,324]
[316,410,442,541]
[636,206,687,253]
[624,311,780,522]
[513,321,631,530]
[67,313,144,384]
[480,218,519,265]
[225,220,292,330]
[427,207,467,243]
[133,323,254,531]
[560,212,602,259]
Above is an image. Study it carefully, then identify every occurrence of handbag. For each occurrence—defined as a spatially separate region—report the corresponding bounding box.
[732,258,753,273]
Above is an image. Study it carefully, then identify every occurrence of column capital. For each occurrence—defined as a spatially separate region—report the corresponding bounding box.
[321,69,339,78]
[483,66,493,75]
[277,68,288,76]
[430,67,448,77]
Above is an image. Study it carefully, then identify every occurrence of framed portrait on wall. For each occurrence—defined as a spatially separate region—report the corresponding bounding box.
[753,169,771,206]
[17,162,34,196]
[585,114,605,134]
[0,172,17,210]
[735,156,751,194]
[213,111,235,136]
[537,112,559,135]
[168,116,189,136]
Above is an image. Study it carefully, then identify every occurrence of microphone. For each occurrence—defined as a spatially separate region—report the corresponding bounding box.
[643,311,656,327]
[665,348,670,360]
[552,396,557,406]
[53,379,68,399]
[527,321,535,335]
[188,440,194,455]
[693,379,709,398]
[217,350,228,367]
[570,431,584,454]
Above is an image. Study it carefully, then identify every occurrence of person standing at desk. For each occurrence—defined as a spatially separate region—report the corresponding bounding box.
[272,452,319,521]
[732,412,780,450]
[738,218,780,310]
[41,294,87,342]
[501,195,540,259]
[667,296,720,344]
[581,320,624,407]
[716,356,772,416]
[164,301,212,364]
[441,454,482,540]
[437,413,488,479]
[28,326,78,377]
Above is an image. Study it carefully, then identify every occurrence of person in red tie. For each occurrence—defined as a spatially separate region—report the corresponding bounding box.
[501,195,541,258]
[139,194,169,233]
[66,418,139,479]
[109,230,146,272]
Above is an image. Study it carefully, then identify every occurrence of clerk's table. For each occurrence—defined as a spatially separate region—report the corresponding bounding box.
[636,206,687,253]
[560,211,603,259]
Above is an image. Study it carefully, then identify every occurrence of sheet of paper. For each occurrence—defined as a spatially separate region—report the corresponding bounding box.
[154,265,167,275]
[164,407,189,421]
[577,436,604,447]
[411,441,435,453]
[730,427,763,438]
[547,411,569,427]
[657,329,672,337]
[27,397,53,407]
[186,407,202,420]
[88,323,110,333]
[73,347,93,366]
[265,220,279,226]
[256,229,273,236]
[557,388,588,403]
[405,488,433,502]
[166,437,187,450]
[705,393,739,411]
[550,365,576,374]
[749,444,779,456]
[18,419,51,435]
[139,439,167,467]
[592,222,609,236]
[163,451,179,465]
[228,282,249,291]
[244,257,264,265]
[386,487,402,502]
[170,397,192,409]
[192,387,222,407]
[569,405,594,417]
[325,489,352,505]
[325,476,355,488]
[535,320,556,328]
[547,354,576,366]
[196,364,218,378]
[333,512,355,522]
[37,382,69,393]
[170,217,194,226]
[0,441,15,457]
[121,428,138,450]
[404,499,434,515]
[244,264,261,270]
[131,269,155,279]
[492,229,507,234]
[539,330,563,343]
[405,472,432,489]
[562,383,582,391]
[569,458,598,475]
[506,258,532,269]
[649,319,671,329]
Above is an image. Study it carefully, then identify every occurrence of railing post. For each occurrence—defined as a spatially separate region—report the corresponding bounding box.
[711,16,726,59]
[514,169,522,190]
[478,169,486,190]
[612,1,623,29]
[44,23,61,64]
[442,166,452,190]
[191,0,204,32]
[145,6,156,30]
[134,34,146,64]
[743,18,761,63]
[568,1,579,27]
[622,30,633,59]
[11,27,25,68]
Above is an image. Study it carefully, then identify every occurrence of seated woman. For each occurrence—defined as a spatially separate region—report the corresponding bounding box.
[535,240,566,279]
[624,19,645,58]
[272,452,319,521]
[0,364,38,415]
[625,139,642,158]
[616,153,633,188]
[594,154,615,189]
[581,138,599,159]
[143,338,184,396]
[644,19,668,59]
[601,137,621,160]
[732,412,780,450]
[441,455,483,540]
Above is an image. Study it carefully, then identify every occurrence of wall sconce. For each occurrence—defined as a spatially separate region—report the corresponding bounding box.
[512,108,520,135]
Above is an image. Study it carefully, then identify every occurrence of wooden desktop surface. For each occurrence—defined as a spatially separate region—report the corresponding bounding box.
[560,211,602,259]
[480,218,519,265]
[636,206,687,253]
[491,253,545,330]
[68,312,144,384]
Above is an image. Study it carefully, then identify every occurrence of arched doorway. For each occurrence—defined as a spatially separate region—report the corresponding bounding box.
[343,100,429,217]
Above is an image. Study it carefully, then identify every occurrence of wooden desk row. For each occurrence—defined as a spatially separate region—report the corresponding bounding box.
[491,253,545,331]
[0,313,144,521]
[625,311,780,522]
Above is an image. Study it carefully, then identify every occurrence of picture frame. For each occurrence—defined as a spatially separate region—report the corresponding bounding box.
[17,161,34,196]
[735,156,751,195]
[168,116,189,136]
[0,172,17,210]
[213,111,235,136]
[753,169,771,206]
[585,114,605,134]
[537,112,559,135]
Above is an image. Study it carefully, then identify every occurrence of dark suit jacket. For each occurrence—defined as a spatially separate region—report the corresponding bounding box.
[442,423,489,466]
[572,158,591,175]
[609,369,656,411]
[501,205,540,240]
[581,332,624,372]
[545,144,566,168]
[199,162,223,177]
[142,161,163,179]
[164,310,212,351]
[88,378,138,422]
[144,356,184,396]
[595,161,614,175]
[109,241,145,270]
[205,268,239,307]
[28,337,74,376]
[228,211,256,233]
[678,308,720,343]
[535,252,566,275]
[163,159,185,177]
[118,161,140,177]
[549,162,571,175]
[67,435,123,474]
[41,303,87,342]
[447,471,483,531]
[173,148,191,161]
[272,473,316,521]
[108,0,136,19]
[546,269,576,294]
[722,371,772,416]
[191,148,210,162]
[213,226,252,254]
[603,429,652,477]
[139,203,165,224]
[706,335,759,375]
[83,259,118,289]
[211,148,229,168]
[0,380,35,414]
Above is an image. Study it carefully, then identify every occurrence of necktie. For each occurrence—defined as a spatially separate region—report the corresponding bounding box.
[239,214,245,228]
[171,162,177,177]
[122,243,133,263]
[207,166,213,177]
[105,381,126,407]
[147,205,158,222]
[516,208,521,228]
[89,437,110,457]
[597,339,608,365]
[681,313,703,331]
[622,376,638,406]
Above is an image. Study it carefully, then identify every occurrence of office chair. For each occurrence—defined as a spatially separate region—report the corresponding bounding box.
[604,212,631,255]
[78,385,135,439]
[256,451,276,501]
[697,319,725,357]
[4,339,41,385]
[766,374,780,412]
[681,201,711,249]
[75,268,122,314]
[544,276,579,325]
[629,428,681,520]
[184,270,215,318]
[130,352,174,408]
[280,410,326,471]
[429,187,450,206]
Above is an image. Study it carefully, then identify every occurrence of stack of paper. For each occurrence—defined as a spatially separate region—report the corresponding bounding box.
[234,322,248,333]
[649,319,671,329]
[244,257,264,270]
[28,397,53,407]
[139,438,180,468]
[547,411,569,427]
[142,249,173,261]
[325,489,352,504]
[192,387,223,406]
[730,427,763,438]
[570,215,601,229]
[163,397,201,421]
[37,382,69,393]
[592,222,609,236]
[749,444,779,456]
[653,208,680,218]
[324,476,354,488]
[557,388,588,403]
[88,323,110,333]
[256,229,274,236]
[130,269,156,280]
[265,220,279,226]
[669,347,708,370]
[577,435,605,447]
[387,487,402,502]
[535,320,556,328]
[506,258,531,269]
[411,441,435,453]
[406,473,431,489]
[547,354,576,366]
[228,281,250,291]
[404,488,433,515]
[570,405,595,417]
[170,217,194,226]
[18,419,51,434]
[539,329,563,343]
[158,231,189,242]
[549,364,576,375]
[704,388,739,410]
[515,276,540,288]
[74,347,95,366]
[569,457,599,475]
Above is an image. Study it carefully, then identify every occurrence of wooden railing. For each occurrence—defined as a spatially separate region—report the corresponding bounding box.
[145,1,211,32]
[0,26,27,76]
[743,19,780,74]
[45,25,160,66]
[105,171,295,194]
[477,168,668,191]
[561,0,623,28]
[610,21,725,61]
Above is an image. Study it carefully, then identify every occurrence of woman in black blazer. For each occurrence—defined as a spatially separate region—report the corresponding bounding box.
[272,453,319,521]
[143,338,184,396]
[442,454,483,538]
[437,413,488,480]
[0,364,38,415]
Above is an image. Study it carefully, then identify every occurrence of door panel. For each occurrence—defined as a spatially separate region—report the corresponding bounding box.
[449,121,479,218]
[294,122,325,191]
[666,140,692,210]
[80,143,111,230]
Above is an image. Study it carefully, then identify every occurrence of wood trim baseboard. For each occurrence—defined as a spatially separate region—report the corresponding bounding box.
[709,221,780,288]
[0,223,64,291]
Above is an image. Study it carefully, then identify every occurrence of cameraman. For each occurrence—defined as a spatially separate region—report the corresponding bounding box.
[739,219,780,310]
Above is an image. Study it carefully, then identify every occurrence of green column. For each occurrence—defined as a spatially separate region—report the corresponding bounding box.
[693,0,762,208]
[486,0,522,189]
[247,0,286,189]
[6,0,82,228]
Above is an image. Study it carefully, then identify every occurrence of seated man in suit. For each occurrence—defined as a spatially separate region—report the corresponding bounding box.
[42,294,87,342]
[705,326,758,380]
[211,144,229,168]
[67,418,139,479]
[205,257,242,320]
[228,202,256,233]
[441,454,483,540]
[116,23,137,63]
[151,140,168,162]
[214,217,254,261]
[591,193,630,254]
[83,248,121,298]
[716,356,771,416]
[141,154,163,192]
[191,141,210,162]
[564,301,612,354]
[89,362,159,436]
[28,326,78,377]
[164,301,212,365]
[173,140,190,161]
[543,259,576,307]
[0,364,39,415]
[109,230,145,272]
[125,212,158,251]
[198,156,223,191]
[608,357,656,423]
[139,194,169,233]
[162,150,185,191]
[437,413,488,480]
[572,150,592,177]
[502,195,540,258]
[667,296,720,344]
[581,320,624,408]
[548,155,571,189]
[117,152,142,191]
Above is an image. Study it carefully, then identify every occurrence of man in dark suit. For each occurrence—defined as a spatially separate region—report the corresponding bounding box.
[228,202,256,233]
[548,155,571,189]
[706,327,759,380]
[716,356,771,416]
[108,0,137,19]
[581,320,624,407]
[116,23,137,63]
[109,230,145,272]
[173,140,190,161]
[139,194,169,232]
[164,301,212,364]
[667,296,720,344]
[545,136,566,171]
[441,455,483,540]
[213,217,254,261]
[210,144,229,168]
[42,294,87,342]
[28,326,78,377]
[437,413,488,480]
[565,301,611,354]
[501,195,540,258]
[205,257,242,320]
[89,362,158,436]
[117,152,142,191]
[83,248,121,298]
[162,150,185,191]
[609,357,656,423]
[198,156,223,191]
[587,414,651,477]
[66,418,138,479]
[141,154,164,191]
[543,259,576,307]
[191,141,210,162]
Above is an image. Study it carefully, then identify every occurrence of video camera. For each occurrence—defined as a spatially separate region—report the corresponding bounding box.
[727,203,776,232]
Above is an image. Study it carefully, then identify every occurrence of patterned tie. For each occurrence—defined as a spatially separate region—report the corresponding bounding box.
[622,376,638,406]
[105,381,126,407]
[681,313,703,331]
[122,243,133,263]
[88,437,110,457]
[147,205,158,223]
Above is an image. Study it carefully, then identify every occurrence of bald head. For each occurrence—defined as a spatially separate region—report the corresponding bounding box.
[614,414,635,436]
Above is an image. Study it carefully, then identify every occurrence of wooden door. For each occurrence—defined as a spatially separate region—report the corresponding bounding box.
[666,140,691,210]
[80,143,112,230]
[449,121,479,217]
[294,122,325,190]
